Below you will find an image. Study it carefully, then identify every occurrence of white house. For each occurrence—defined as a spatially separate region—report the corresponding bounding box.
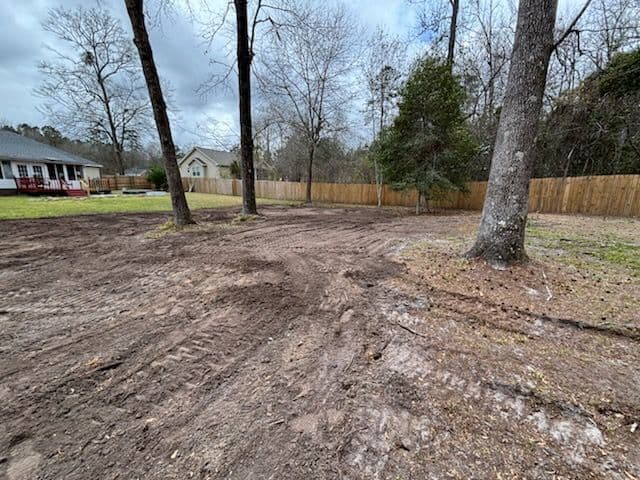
[0,130,102,196]
[178,147,237,179]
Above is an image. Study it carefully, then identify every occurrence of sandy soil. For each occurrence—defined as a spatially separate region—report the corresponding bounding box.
[0,206,638,479]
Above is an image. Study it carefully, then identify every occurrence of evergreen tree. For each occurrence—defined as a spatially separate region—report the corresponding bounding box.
[371,57,477,212]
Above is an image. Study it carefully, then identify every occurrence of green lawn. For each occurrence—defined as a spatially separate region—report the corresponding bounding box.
[0,193,292,220]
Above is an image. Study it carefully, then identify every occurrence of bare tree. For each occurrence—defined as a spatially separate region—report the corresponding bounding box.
[253,112,286,179]
[543,0,593,102]
[411,0,461,67]
[466,0,558,267]
[363,27,404,207]
[545,0,639,102]
[124,0,194,226]
[194,0,293,213]
[464,0,513,119]
[257,1,357,203]
[583,0,640,70]
[37,6,151,174]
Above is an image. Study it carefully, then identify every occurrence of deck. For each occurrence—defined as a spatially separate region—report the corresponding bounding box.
[16,178,87,196]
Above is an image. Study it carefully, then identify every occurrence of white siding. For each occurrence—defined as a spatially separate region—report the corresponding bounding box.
[0,179,17,190]
[84,166,101,179]
[11,161,51,179]
[4,160,93,189]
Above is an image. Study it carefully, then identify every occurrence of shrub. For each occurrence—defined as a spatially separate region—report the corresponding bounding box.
[147,165,168,190]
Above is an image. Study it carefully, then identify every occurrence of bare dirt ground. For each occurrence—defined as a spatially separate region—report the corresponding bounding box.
[1,206,638,479]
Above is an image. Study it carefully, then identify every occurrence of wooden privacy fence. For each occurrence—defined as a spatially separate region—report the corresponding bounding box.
[183,174,640,217]
[100,175,153,190]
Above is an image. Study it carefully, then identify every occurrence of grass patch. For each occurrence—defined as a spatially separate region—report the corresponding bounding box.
[144,215,258,239]
[231,213,262,225]
[145,220,181,239]
[526,223,640,275]
[0,193,292,220]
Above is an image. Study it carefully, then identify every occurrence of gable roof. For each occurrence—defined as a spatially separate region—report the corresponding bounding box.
[124,166,149,176]
[179,147,237,167]
[0,131,102,167]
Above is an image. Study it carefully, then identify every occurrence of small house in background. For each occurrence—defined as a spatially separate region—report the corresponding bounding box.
[0,130,102,196]
[178,147,237,179]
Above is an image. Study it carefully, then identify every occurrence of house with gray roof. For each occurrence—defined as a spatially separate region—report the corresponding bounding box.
[0,130,102,196]
[178,147,237,180]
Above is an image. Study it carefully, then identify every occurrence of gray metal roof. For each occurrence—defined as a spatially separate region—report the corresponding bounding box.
[0,131,103,167]
[194,147,237,167]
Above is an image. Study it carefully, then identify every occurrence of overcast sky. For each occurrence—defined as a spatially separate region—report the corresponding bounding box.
[0,0,420,149]
[0,0,580,149]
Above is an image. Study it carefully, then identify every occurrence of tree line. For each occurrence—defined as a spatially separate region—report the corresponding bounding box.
[26,1,639,188]
[20,0,640,263]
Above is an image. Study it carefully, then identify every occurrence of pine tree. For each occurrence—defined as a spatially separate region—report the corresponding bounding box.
[371,57,477,213]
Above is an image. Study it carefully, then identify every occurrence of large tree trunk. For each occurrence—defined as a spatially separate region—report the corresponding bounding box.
[124,0,194,226]
[305,145,315,204]
[234,0,258,215]
[113,143,125,175]
[447,0,459,68]
[466,0,557,267]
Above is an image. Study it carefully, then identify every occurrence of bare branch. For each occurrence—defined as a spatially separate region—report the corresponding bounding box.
[553,0,594,51]
[36,5,151,173]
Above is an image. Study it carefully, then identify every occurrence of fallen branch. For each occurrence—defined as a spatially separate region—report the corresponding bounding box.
[394,322,428,339]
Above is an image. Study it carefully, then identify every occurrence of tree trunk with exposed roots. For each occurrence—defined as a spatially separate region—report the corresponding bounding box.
[466,0,557,267]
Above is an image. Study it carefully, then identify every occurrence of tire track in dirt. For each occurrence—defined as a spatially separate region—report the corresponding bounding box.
[1,207,638,479]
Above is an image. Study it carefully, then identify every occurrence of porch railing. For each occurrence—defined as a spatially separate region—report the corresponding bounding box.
[16,177,72,193]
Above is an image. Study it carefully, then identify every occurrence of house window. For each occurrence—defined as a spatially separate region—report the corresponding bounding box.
[33,165,44,178]
[1,161,12,179]
[17,164,29,178]
[190,164,202,177]
[66,164,76,181]
[56,164,65,180]
[47,164,57,179]
[75,166,83,179]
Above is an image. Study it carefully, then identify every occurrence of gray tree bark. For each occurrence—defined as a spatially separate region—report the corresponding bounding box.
[466,0,558,267]
[124,0,194,226]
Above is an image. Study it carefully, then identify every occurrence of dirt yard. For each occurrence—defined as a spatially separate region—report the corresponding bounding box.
[1,206,638,479]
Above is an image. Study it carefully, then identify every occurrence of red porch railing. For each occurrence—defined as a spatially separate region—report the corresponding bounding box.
[16,177,85,196]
